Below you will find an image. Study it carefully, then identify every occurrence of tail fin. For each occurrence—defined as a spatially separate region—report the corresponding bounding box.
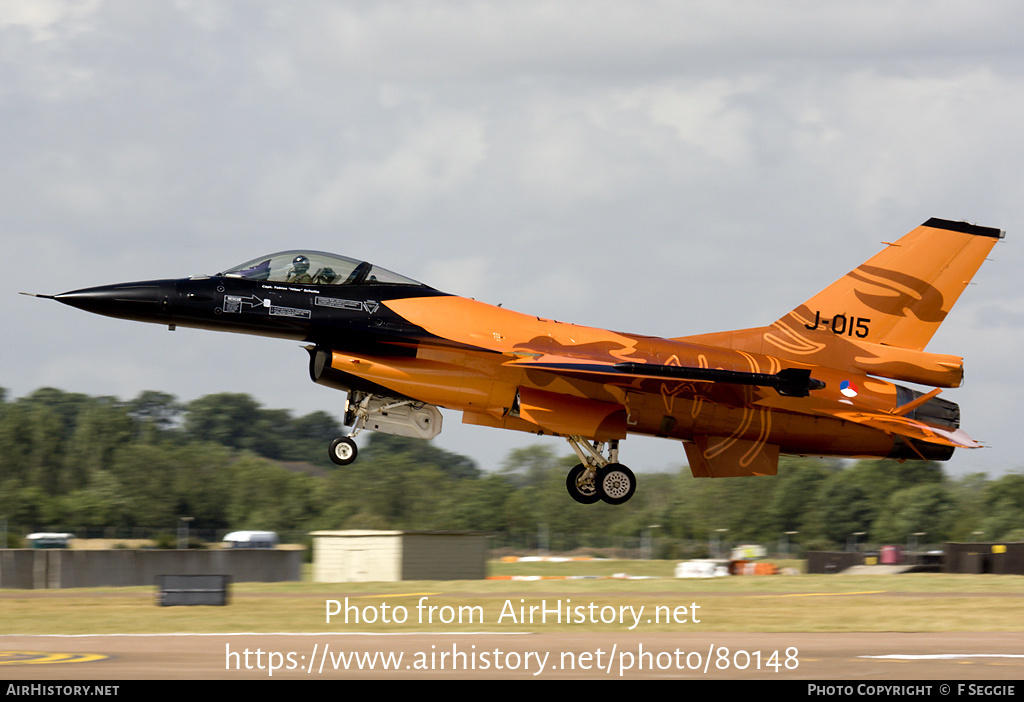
[682,218,1003,387]
[777,218,1003,350]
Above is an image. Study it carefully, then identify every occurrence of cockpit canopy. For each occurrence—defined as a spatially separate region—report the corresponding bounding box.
[218,251,425,287]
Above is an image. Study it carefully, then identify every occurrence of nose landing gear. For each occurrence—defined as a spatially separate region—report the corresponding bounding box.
[328,436,358,466]
[326,391,444,466]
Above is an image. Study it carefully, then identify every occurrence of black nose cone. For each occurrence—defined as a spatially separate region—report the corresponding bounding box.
[53,280,177,322]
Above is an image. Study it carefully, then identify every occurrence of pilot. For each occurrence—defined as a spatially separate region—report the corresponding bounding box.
[286,255,313,284]
[313,267,338,285]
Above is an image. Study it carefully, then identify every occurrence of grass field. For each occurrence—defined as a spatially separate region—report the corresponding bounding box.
[3,560,1024,636]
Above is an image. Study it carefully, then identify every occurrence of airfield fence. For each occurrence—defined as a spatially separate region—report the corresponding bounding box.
[0,525,312,550]
[487,532,723,560]
[0,547,302,589]
[6,524,959,563]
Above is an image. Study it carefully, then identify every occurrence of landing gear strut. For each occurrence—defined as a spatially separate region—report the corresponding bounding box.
[564,437,636,505]
[565,463,601,504]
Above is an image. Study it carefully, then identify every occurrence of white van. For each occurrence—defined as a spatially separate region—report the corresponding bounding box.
[26,532,75,549]
[222,531,278,549]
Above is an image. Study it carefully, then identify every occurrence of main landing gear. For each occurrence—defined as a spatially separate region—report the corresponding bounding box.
[564,437,636,505]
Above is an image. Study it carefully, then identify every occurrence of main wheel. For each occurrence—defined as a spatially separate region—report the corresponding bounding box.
[328,437,358,466]
[596,463,636,505]
[565,463,601,504]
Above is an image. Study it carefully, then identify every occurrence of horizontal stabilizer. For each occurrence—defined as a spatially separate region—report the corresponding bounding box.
[810,406,980,450]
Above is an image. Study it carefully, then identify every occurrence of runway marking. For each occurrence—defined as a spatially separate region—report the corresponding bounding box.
[862,654,1024,660]
[1,632,533,637]
[754,591,884,598]
[0,651,109,665]
[342,592,441,599]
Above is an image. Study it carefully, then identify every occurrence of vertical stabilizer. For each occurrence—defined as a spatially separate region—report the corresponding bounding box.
[775,218,1003,351]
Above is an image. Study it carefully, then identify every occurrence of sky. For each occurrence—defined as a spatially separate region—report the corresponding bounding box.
[3,1,1022,478]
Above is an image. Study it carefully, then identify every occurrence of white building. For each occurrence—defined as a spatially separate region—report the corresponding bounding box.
[310,530,488,582]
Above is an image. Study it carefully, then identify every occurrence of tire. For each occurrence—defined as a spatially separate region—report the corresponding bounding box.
[328,437,358,466]
[597,463,636,505]
[565,463,601,504]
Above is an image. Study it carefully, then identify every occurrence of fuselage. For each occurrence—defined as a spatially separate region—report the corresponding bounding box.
[38,217,1002,500]
[51,263,957,463]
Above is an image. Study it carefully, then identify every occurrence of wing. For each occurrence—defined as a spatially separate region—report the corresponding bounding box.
[505,355,980,461]
[504,356,823,397]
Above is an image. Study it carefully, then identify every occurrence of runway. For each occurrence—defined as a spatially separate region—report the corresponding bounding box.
[3,631,1023,680]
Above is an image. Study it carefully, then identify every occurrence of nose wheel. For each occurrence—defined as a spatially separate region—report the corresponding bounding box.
[328,436,358,466]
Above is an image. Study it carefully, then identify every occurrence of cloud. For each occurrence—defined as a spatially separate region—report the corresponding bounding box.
[3,2,1023,476]
[310,108,489,224]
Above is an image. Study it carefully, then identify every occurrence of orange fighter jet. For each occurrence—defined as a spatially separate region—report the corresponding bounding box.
[30,218,1003,504]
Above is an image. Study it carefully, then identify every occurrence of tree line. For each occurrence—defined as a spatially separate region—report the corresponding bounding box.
[1,386,1022,554]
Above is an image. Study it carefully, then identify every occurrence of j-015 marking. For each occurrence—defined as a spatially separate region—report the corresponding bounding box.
[804,311,871,337]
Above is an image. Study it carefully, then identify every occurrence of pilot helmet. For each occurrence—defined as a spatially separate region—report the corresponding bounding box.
[291,255,310,274]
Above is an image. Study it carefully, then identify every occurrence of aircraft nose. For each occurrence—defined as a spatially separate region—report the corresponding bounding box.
[53,280,177,322]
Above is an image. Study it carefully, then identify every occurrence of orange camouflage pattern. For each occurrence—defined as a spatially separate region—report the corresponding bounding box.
[320,218,1003,478]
